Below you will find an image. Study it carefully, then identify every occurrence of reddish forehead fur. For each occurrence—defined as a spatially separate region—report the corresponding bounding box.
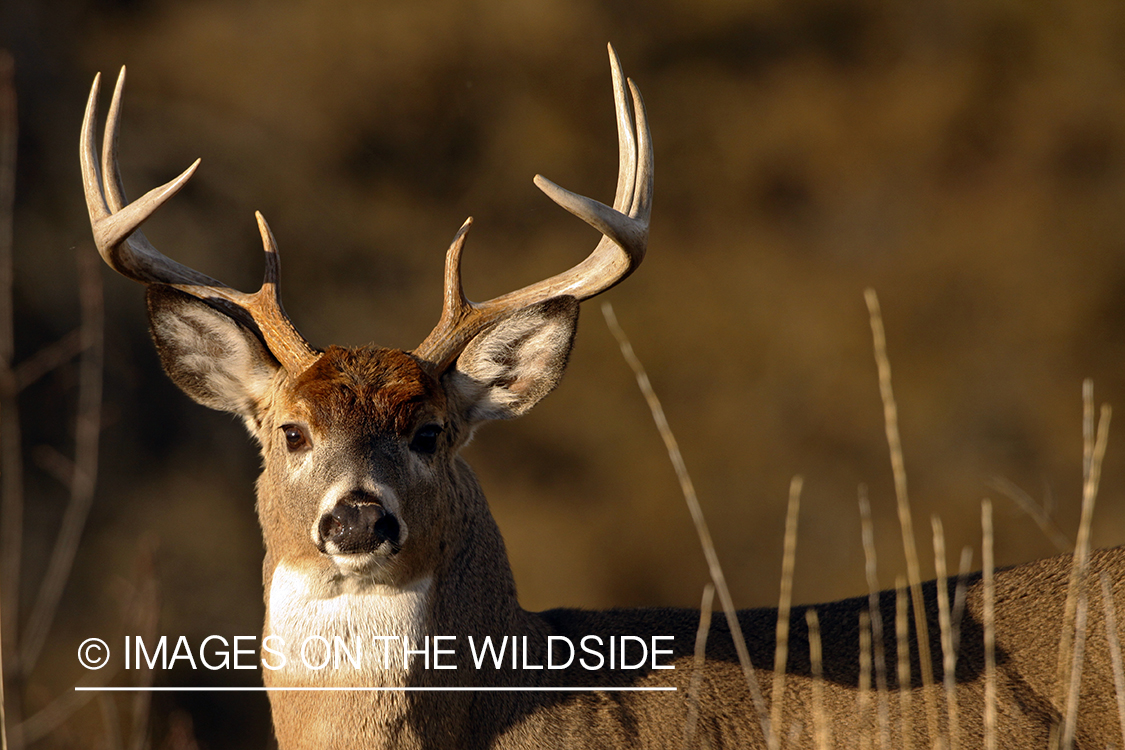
[290,346,445,435]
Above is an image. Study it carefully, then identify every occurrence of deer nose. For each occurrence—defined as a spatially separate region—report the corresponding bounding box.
[317,491,401,555]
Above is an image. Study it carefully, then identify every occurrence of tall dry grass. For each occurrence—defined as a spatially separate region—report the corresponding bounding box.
[606,288,1125,749]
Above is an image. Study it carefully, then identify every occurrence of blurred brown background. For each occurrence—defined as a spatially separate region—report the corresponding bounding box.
[3,0,1125,746]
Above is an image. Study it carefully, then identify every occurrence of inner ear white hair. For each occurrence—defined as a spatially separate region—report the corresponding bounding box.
[447,296,579,424]
[147,285,280,424]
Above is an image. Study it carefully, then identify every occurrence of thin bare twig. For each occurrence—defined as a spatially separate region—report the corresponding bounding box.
[602,302,773,746]
[13,329,83,392]
[97,695,124,750]
[0,47,20,750]
[21,248,104,673]
[864,289,938,743]
[19,538,159,745]
[30,445,74,488]
[18,668,119,744]
[129,536,160,750]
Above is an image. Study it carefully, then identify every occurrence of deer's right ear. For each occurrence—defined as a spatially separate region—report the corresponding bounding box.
[146,285,279,420]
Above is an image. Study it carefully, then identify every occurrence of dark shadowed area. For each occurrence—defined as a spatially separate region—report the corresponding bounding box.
[2,0,1125,746]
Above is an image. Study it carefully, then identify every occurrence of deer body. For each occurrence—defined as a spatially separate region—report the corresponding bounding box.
[81,49,1124,749]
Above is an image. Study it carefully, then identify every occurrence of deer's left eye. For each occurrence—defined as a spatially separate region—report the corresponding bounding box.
[409,424,443,455]
[281,424,309,452]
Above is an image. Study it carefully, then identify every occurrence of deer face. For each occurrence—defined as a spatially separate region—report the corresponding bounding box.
[146,286,580,590]
[260,346,449,587]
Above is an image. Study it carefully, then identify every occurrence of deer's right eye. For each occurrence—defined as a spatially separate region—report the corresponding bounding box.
[281,424,309,452]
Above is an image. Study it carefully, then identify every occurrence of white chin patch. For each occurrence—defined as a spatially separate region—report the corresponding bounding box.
[331,551,386,576]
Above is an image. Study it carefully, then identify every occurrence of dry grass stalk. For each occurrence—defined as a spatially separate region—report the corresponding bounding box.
[1053,393,1110,741]
[806,609,830,750]
[770,476,803,747]
[931,516,957,750]
[981,499,996,750]
[785,722,804,746]
[987,476,1071,554]
[603,302,773,746]
[858,610,873,750]
[894,576,911,750]
[683,583,715,749]
[864,289,938,743]
[1060,590,1089,750]
[1082,379,1093,490]
[1055,381,1109,750]
[1098,571,1125,747]
[949,544,974,750]
[20,248,104,673]
[951,546,972,651]
[858,486,891,750]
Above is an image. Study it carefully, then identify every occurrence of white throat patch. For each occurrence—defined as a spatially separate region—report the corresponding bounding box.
[265,561,432,685]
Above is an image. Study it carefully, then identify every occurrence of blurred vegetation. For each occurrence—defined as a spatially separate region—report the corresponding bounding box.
[3,0,1125,746]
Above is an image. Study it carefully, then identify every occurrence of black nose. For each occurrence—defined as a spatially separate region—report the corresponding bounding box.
[317,491,401,554]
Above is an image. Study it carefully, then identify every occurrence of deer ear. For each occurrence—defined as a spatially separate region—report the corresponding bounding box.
[447,296,579,424]
[146,285,279,421]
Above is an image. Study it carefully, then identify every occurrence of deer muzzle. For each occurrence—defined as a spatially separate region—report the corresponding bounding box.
[316,491,401,556]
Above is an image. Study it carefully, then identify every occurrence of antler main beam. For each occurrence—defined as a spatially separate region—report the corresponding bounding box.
[412,43,653,373]
[80,68,320,376]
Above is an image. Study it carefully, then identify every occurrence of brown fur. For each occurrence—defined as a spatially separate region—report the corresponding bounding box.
[291,346,446,438]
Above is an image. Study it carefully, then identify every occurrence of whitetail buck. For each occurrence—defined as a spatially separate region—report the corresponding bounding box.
[82,47,1124,750]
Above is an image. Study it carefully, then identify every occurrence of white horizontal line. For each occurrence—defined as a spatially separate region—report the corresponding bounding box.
[76,686,677,693]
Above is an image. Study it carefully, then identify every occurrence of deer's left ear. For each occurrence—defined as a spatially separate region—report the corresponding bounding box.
[446,296,579,424]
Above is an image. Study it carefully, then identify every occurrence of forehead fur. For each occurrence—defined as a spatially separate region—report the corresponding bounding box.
[290,346,445,434]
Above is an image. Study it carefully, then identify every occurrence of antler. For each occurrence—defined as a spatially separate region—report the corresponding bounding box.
[80,68,320,376]
[412,43,653,373]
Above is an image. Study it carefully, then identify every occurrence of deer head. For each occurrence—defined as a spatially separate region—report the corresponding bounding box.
[81,46,651,613]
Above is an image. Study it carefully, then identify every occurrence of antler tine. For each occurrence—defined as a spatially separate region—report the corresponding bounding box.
[80,69,320,375]
[412,44,653,374]
[248,212,321,374]
[101,67,130,213]
[82,69,205,285]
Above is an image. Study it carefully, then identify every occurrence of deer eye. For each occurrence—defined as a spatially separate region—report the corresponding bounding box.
[281,424,309,452]
[409,424,443,455]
